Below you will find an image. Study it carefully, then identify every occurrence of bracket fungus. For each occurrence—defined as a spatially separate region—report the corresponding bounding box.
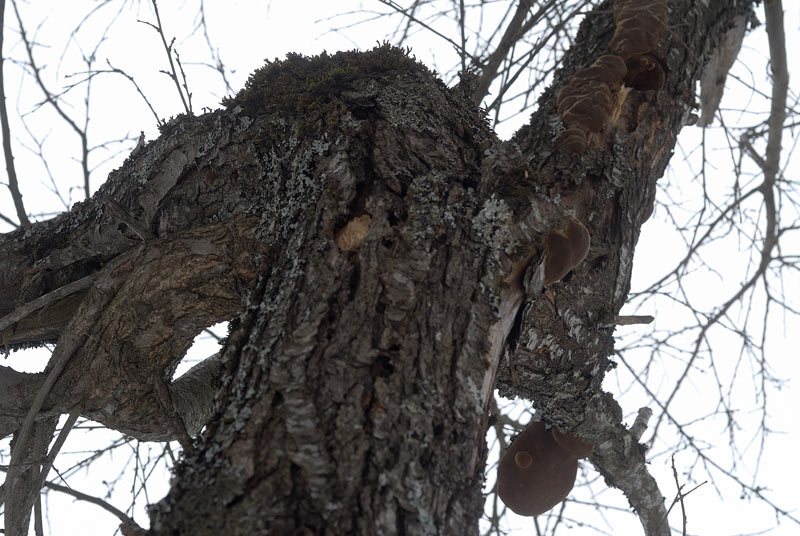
[497,421,593,517]
[557,79,613,132]
[553,128,588,153]
[575,54,628,85]
[623,54,665,91]
[555,54,627,150]
[609,0,668,59]
[543,217,591,285]
[557,72,617,133]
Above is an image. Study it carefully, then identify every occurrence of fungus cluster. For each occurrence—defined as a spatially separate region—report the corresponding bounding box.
[609,0,668,59]
[554,55,627,152]
[497,421,593,517]
[623,53,665,91]
[554,0,668,151]
[543,217,591,285]
[610,0,668,91]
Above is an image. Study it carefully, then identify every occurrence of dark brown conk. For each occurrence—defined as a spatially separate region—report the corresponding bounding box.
[609,0,668,59]
[553,128,588,153]
[556,55,627,134]
[543,217,591,285]
[497,421,593,516]
[624,54,665,91]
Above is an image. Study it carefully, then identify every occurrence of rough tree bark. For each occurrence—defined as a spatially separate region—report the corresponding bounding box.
[0,1,756,534]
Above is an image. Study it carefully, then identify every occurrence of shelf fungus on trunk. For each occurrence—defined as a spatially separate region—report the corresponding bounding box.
[553,128,587,153]
[543,217,590,285]
[497,421,593,517]
[608,0,668,91]
[554,55,627,152]
[608,0,668,59]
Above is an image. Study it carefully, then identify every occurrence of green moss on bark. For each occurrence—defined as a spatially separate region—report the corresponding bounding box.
[224,44,433,125]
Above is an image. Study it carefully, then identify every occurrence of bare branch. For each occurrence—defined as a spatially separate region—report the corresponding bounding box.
[648,0,788,444]
[40,478,142,532]
[472,0,541,104]
[11,0,92,198]
[374,0,474,62]
[140,0,192,115]
[0,0,30,227]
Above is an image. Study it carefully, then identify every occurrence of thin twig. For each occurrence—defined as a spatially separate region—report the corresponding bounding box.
[141,0,191,114]
[0,0,30,227]
[105,61,163,125]
[374,0,474,62]
[0,209,19,226]
[11,0,92,198]
[666,455,707,535]
[173,48,193,114]
[33,412,79,494]
[195,0,233,94]
[41,479,142,530]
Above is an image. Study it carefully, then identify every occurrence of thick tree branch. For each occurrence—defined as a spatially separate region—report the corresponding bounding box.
[0,274,96,346]
[471,0,537,103]
[763,0,787,184]
[492,2,757,534]
[0,110,260,444]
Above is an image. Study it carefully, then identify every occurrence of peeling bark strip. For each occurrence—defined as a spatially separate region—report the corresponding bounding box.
[698,14,748,127]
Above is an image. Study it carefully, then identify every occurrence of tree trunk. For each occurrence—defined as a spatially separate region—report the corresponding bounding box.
[0,1,755,534]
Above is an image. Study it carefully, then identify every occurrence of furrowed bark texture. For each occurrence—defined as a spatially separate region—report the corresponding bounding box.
[0,121,261,440]
[149,48,515,535]
[0,1,756,534]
